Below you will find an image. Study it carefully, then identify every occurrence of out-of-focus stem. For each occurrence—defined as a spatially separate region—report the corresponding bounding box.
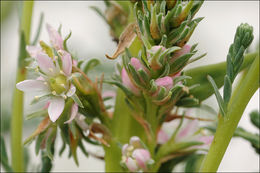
[200,55,259,172]
[11,1,34,172]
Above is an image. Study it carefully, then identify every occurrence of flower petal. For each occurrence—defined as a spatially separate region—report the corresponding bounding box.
[176,120,199,142]
[16,80,49,92]
[48,97,65,122]
[130,136,142,148]
[132,149,151,170]
[46,24,63,50]
[157,129,169,144]
[66,84,76,97]
[64,103,78,124]
[173,44,191,58]
[26,45,42,58]
[125,157,138,172]
[122,144,129,155]
[59,50,72,76]
[36,52,57,76]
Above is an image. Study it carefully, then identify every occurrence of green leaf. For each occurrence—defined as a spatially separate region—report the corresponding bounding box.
[207,75,226,116]
[83,59,100,74]
[63,31,72,52]
[32,12,44,45]
[35,132,46,155]
[250,110,260,129]
[41,150,53,172]
[46,128,56,160]
[26,109,47,120]
[71,94,84,108]
[185,154,205,172]
[223,75,232,104]
[184,52,257,102]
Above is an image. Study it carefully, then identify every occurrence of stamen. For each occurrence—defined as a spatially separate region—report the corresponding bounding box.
[60,70,64,74]
[34,96,39,100]
[52,91,57,95]
[49,68,53,72]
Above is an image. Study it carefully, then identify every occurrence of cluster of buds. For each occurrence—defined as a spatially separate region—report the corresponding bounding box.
[121,136,154,172]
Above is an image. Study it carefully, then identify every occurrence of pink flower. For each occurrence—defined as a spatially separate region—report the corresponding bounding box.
[26,46,43,58]
[46,24,64,50]
[150,45,166,54]
[121,68,140,95]
[121,136,154,172]
[16,50,76,122]
[157,129,170,144]
[155,76,173,91]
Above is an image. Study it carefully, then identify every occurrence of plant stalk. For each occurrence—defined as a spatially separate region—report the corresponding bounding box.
[200,54,259,172]
[11,1,34,172]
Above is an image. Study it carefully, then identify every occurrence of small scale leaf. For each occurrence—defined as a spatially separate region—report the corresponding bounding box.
[223,75,232,104]
[83,59,100,74]
[207,75,226,116]
[71,94,84,108]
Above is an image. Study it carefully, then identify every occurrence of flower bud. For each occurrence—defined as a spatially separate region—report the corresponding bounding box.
[171,44,191,62]
[132,149,151,170]
[155,76,173,91]
[130,136,142,148]
[122,68,140,95]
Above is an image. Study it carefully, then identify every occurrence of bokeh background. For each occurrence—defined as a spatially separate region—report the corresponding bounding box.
[1,1,259,172]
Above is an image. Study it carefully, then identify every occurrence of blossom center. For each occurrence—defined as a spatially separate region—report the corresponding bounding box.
[49,74,68,94]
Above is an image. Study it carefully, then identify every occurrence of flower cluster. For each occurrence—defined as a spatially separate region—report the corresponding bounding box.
[121,136,154,172]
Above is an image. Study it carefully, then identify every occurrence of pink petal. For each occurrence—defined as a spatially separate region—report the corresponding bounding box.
[173,44,191,58]
[26,45,42,58]
[126,157,138,172]
[59,50,72,76]
[198,136,214,145]
[176,120,199,142]
[132,149,151,170]
[122,144,129,155]
[130,58,149,74]
[64,103,78,124]
[157,129,170,144]
[43,101,50,109]
[46,24,63,50]
[36,53,57,76]
[102,91,116,98]
[16,80,49,92]
[48,97,65,122]
[66,84,76,97]
[122,68,140,95]
[73,59,78,66]
[150,45,166,53]
[155,76,173,90]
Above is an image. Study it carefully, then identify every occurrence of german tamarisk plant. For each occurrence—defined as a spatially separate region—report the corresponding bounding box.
[2,1,258,172]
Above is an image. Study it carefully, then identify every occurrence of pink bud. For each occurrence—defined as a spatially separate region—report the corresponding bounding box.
[122,68,140,95]
[173,44,191,59]
[130,136,142,148]
[130,58,149,74]
[132,149,151,170]
[150,45,166,53]
[46,24,64,50]
[122,144,129,155]
[157,129,169,144]
[155,76,173,91]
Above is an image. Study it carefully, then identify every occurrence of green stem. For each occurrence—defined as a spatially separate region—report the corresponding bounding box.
[200,55,259,172]
[11,1,33,172]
